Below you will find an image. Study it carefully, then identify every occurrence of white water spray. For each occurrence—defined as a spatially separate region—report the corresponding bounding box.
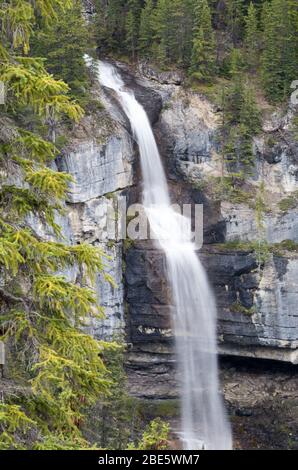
[90,57,232,450]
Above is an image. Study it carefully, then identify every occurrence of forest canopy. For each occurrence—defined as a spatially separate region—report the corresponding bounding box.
[95,0,298,103]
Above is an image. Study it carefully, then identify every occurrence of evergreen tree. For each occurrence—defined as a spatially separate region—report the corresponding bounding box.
[226,0,245,45]
[153,0,195,67]
[190,0,216,81]
[95,0,126,55]
[221,52,260,176]
[154,0,177,64]
[263,0,288,101]
[280,0,298,97]
[224,50,246,124]
[261,0,298,102]
[139,0,155,57]
[31,0,90,101]
[91,0,297,108]
[94,0,112,53]
[126,0,142,60]
[244,2,259,70]
[240,84,261,136]
[176,0,197,68]
[0,0,119,449]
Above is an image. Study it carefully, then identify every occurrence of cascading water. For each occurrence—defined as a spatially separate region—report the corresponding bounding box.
[89,56,232,450]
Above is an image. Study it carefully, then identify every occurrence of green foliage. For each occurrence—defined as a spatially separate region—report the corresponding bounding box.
[0,187,63,236]
[217,239,271,265]
[211,176,253,204]
[0,404,35,450]
[92,0,298,104]
[94,0,196,68]
[30,336,114,429]
[230,301,256,316]
[216,240,256,252]
[17,130,59,163]
[94,0,126,56]
[226,0,245,45]
[125,0,142,60]
[0,222,117,446]
[31,0,90,102]
[217,239,298,257]
[154,0,195,68]
[278,191,298,213]
[254,182,271,266]
[33,275,99,317]
[25,168,73,200]
[261,0,298,102]
[190,0,216,82]
[220,56,261,177]
[34,433,96,450]
[139,0,155,57]
[254,240,272,266]
[137,399,180,420]
[129,418,170,450]
[271,240,298,255]
[0,0,123,451]
[244,2,259,70]
[85,341,139,450]
[0,58,83,121]
[123,238,135,252]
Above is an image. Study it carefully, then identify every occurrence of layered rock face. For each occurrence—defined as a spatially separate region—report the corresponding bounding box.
[55,86,136,339]
[126,244,298,398]
[53,70,163,340]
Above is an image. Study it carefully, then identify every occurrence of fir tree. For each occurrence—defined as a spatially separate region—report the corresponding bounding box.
[0,0,119,449]
[279,0,298,97]
[176,0,197,68]
[31,0,90,101]
[139,0,155,57]
[126,0,142,60]
[95,0,126,55]
[261,0,298,102]
[154,0,176,64]
[153,0,195,67]
[244,2,259,70]
[226,0,245,45]
[261,0,283,101]
[221,52,260,177]
[190,0,216,82]
[240,84,261,136]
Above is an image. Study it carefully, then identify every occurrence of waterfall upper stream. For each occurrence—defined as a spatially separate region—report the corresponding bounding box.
[91,57,232,450]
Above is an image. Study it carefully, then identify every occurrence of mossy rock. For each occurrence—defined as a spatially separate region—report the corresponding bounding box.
[230,301,256,316]
[136,399,180,421]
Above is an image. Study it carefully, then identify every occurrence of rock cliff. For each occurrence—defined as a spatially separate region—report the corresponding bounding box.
[46,62,297,399]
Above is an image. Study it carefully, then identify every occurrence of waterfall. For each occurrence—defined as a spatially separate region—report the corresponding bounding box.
[91,58,232,450]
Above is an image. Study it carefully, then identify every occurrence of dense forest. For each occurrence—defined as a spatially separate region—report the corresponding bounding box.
[94,0,298,104]
[0,0,297,451]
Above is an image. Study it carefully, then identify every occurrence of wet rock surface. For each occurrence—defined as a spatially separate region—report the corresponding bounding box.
[138,62,185,86]
[125,243,298,383]
[127,356,298,450]
[221,357,298,450]
[114,62,163,125]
